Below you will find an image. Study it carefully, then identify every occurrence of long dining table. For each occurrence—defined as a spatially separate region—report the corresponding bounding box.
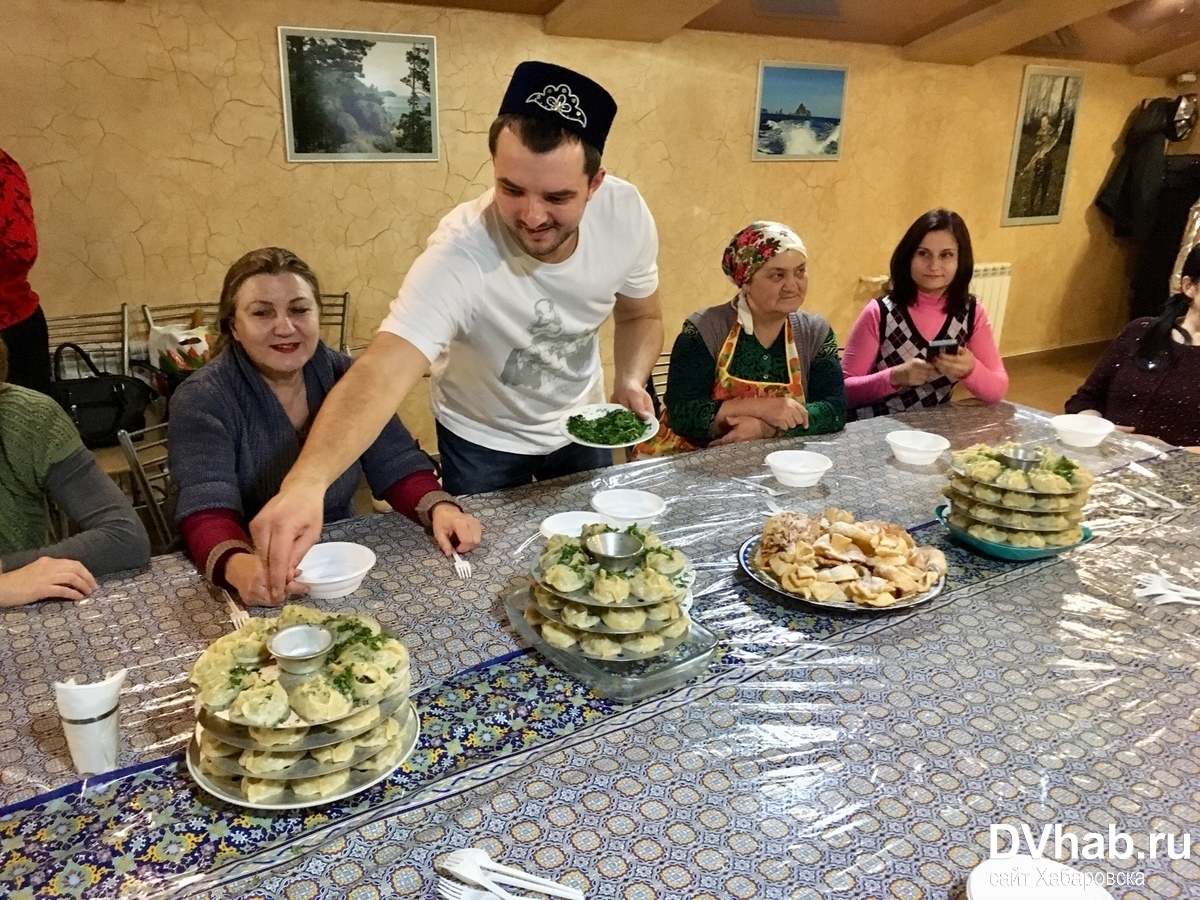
[1,402,1198,899]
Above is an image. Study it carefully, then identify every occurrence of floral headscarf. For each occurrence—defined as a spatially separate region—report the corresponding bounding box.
[721,221,808,288]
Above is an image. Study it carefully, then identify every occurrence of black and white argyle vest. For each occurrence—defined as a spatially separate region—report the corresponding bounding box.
[851,294,975,420]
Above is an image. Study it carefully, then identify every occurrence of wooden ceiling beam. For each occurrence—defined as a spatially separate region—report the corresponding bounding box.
[1131,37,1200,78]
[903,0,1130,66]
[544,0,724,43]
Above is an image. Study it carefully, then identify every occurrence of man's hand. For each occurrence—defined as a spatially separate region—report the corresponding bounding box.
[932,346,976,380]
[224,551,309,608]
[611,382,655,420]
[430,503,483,556]
[0,557,97,607]
[889,358,940,388]
[711,415,776,446]
[249,484,326,604]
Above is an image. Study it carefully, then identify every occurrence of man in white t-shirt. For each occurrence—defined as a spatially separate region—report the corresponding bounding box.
[251,61,664,600]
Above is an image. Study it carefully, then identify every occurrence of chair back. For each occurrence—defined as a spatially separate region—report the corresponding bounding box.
[319,292,352,354]
[117,423,177,554]
[647,351,670,417]
[45,305,131,377]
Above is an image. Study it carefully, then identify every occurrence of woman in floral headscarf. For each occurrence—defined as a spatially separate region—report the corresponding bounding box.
[637,221,845,455]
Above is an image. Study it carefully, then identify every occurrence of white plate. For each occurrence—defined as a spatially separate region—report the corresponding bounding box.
[738,536,944,612]
[539,511,621,539]
[558,403,658,449]
[967,855,1113,899]
[187,702,419,810]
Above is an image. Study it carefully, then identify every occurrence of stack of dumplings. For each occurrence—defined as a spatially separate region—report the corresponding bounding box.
[944,443,1090,549]
[188,605,416,807]
[528,523,693,660]
[752,508,947,608]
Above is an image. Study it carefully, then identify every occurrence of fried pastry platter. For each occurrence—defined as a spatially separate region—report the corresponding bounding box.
[187,604,417,809]
[525,523,696,660]
[740,507,948,612]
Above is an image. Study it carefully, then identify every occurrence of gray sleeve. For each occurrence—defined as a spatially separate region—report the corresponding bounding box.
[0,448,152,576]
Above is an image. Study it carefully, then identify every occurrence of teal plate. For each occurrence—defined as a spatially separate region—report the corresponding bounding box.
[935,504,1092,561]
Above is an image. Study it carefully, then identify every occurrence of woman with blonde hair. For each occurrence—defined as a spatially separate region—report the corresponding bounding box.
[169,248,481,606]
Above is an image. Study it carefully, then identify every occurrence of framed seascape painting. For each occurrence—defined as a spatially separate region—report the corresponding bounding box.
[278,27,437,162]
[752,62,847,161]
[1001,65,1084,226]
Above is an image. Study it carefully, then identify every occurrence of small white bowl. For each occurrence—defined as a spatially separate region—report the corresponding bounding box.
[590,489,666,528]
[1051,414,1115,448]
[764,450,833,487]
[539,511,620,539]
[295,542,376,600]
[885,430,950,466]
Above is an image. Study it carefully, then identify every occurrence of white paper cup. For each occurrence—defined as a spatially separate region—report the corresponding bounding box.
[55,669,126,776]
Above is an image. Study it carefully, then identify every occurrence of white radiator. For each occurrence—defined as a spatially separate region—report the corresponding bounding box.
[968,262,1011,346]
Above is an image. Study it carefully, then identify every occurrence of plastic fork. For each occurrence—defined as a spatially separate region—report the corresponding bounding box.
[222,590,250,629]
[1134,574,1200,600]
[731,477,788,496]
[440,848,584,900]
[452,550,473,579]
[437,879,501,900]
[1153,595,1200,607]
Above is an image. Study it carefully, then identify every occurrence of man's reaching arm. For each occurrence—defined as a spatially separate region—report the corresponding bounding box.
[609,289,664,419]
[250,332,432,600]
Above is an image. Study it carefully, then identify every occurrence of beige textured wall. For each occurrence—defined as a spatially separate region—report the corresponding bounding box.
[2,0,1164,447]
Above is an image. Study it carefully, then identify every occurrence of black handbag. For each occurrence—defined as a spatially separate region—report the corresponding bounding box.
[47,343,156,449]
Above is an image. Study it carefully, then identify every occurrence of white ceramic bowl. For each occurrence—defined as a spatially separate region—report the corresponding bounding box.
[885,430,950,466]
[539,511,620,539]
[590,489,666,528]
[295,542,377,600]
[764,450,833,487]
[1051,413,1115,448]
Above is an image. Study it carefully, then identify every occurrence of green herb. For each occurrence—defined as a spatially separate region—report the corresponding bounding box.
[1052,457,1077,480]
[227,666,251,689]
[550,543,583,566]
[330,627,388,661]
[567,408,648,445]
[331,667,356,698]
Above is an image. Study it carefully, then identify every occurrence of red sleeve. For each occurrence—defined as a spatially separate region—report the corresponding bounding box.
[840,300,897,407]
[381,469,446,522]
[179,509,252,588]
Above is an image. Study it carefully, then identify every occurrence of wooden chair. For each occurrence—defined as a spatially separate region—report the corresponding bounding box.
[117,422,177,554]
[319,291,352,354]
[647,351,670,417]
[45,304,131,376]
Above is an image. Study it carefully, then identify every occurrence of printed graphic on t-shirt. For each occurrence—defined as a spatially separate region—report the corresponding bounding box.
[499,298,595,392]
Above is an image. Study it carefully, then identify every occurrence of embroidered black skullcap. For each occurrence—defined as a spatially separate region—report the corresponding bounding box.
[498,61,617,154]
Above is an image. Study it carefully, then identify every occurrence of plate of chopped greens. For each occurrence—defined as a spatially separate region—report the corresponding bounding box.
[559,403,658,448]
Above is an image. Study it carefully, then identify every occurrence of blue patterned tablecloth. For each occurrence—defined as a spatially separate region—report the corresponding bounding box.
[1,404,1198,899]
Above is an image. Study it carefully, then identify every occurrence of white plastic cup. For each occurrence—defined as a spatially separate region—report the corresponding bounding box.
[54,669,126,776]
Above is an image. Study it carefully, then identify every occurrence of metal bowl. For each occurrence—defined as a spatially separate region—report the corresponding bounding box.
[584,532,644,572]
[997,447,1044,472]
[268,624,333,675]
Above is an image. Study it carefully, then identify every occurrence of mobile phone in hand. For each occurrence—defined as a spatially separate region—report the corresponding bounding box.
[926,339,959,359]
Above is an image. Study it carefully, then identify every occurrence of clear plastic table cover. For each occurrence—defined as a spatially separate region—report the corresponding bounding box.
[1,403,1198,898]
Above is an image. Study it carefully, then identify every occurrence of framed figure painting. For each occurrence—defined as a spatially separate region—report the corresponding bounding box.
[1002,66,1084,226]
[753,62,847,161]
[278,27,438,162]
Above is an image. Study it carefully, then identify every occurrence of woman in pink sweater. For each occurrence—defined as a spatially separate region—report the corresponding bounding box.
[841,208,1008,420]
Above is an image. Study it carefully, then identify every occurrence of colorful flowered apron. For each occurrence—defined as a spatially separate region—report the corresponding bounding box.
[635,318,806,457]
